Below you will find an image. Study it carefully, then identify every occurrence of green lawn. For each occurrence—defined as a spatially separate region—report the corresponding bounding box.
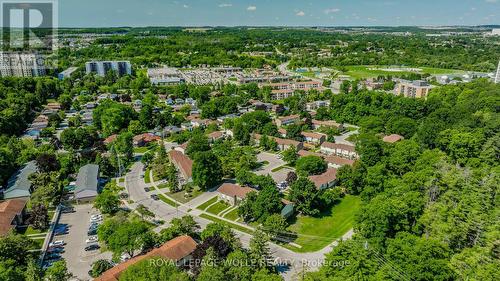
[29,238,45,250]
[223,208,240,221]
[17,226,47,236]
[144,168,151,184]
[206,201,230,215]
[200,214,254,235]
[159,194,179,207]
[167,188,203,204]
[340,65,464,79]
[157,183,169,189]
[196,196,218,210]
[133,147,150,154]
[287,195,361,252]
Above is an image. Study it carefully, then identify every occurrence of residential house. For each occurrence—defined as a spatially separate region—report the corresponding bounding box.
[30,114,49,130]
[168,150,193,184]
[103,134,118,145]
[253,134,303,151]
[74,164,99,203]
[383,134,404,144]
[133,133,161,147]
[2,161,38,199]
[0,199,28,236]
[311,120,343,130]
[305,100,330,112]
[309,168,338,190]
[162,126,182,136]
[207,131,225,143]
[217,183,255,206]
[298,150,355,168]
[278,128,287,138]
[301,132,326,145]
[320,142,358,159]
[275,114,300,127]
[175,142,189,154]
[95,235,197,281]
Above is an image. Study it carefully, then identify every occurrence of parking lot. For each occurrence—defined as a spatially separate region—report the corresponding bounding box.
[255,152,294,185]
[56,204,111,280]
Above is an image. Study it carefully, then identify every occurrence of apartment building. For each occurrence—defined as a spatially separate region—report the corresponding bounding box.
[0,52,46,77]
[320,142,358,160]
[85,61,132,77]
[394,80,434,99]
[495,60,500,84]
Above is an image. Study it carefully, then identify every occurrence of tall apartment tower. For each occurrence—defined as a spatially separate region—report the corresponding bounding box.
[85,61,132,77]
[495,60,500,84]
[0,52,46,77]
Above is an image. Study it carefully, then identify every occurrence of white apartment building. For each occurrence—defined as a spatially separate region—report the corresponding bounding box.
[0,52,46,77]
[495,60,500,84]
[147,67,185,85]
[85,61,132,77]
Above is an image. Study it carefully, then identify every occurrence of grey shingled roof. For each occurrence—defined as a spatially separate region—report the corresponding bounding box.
[3,161,38,199]
[75,164,99,199]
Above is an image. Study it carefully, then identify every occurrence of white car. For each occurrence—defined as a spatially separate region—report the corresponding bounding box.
[90,214,102,220]
[49,240,65,247]
[85,236,99,244]
[120,253,131,262]
[90,216,103,222]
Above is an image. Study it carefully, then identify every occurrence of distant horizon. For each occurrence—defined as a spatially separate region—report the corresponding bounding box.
[53,24,500,29]
[55,0,499,28]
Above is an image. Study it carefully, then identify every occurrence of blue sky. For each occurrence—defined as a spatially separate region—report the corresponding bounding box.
[58,0,500,27]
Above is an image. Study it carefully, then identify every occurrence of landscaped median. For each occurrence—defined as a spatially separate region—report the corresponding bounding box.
[196,196,218,210]
[158,194,179,207]
[199,213,254,235]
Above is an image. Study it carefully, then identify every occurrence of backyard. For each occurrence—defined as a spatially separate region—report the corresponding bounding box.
[287,195,361,252]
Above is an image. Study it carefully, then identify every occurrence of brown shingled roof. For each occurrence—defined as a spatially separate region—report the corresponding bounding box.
[301,131,326,140]
[95,235,197,281]
[217,183,255,200]
[383,134,404,143]
[103,134,117,144]
[168,150,193,179]
[308,168,338,189]
[253,134,302,147]
[0,199,27,236]
[321,142,356,152]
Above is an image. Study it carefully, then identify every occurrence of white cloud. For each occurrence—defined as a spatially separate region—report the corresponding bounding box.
[218,3,233,8]
[324,8,340,14]
[296,11,305,16]
[247,6,257,11]
[183,4,189,8]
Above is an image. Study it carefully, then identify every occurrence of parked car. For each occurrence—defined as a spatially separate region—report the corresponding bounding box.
[87,229,97,236]
[45,253,60,260]
[49,240,65,247]
[86,236,98,244]
[150,194,159,200]
[48,247,65,254]
[120,253,131,262]
[90,214,102,220]
[61,207,75,213]
[144,187,150,192]
[119,193,129,199]
[84,244,100,251]
[54,230,68,236]
[90,217,103,223]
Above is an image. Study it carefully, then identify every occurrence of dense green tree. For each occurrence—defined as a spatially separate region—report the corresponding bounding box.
[288,177,321,216]
[192,151,223,190]
[295,155,327,176]
[89,259,113,278]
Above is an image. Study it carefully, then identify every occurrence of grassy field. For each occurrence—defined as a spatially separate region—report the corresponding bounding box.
[196,196,218,210]
[159,194,179,207]
[340,65,464,79]
[223,208,240,221]
[206,201,230,215]
[287,195,361,252]
[133,147,150,154]
[167,188,203,204]
[200,214,253,235]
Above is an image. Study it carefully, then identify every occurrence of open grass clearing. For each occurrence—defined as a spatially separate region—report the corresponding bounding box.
[196,196,218,210]
[287,195,361,252]
[206,201,231,215]
[200,214,254,235]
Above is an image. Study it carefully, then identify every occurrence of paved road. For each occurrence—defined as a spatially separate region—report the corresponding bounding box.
[334,129,359,146]
[127,160,353,280]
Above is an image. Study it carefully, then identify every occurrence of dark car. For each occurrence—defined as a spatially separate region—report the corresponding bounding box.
[54,230,68,236]
[84,244,100,251]
[48,247,65,254]
[150,194,159,200]
[61,207,75,213]
[45,253,60,260]
[144,187,150,192]
[87,229,97,236]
